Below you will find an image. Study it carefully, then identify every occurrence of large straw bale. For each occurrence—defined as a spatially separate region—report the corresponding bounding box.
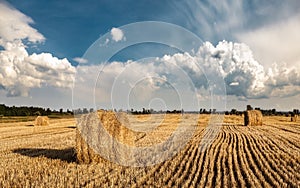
[34,116,49,126]
[76,110,143,164]
[244,110,263,126]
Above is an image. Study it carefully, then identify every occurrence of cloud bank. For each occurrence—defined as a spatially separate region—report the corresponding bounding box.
[0,1,75,97]
[174,0,300,71]
[237,14,300,68]
[76,41,300,110]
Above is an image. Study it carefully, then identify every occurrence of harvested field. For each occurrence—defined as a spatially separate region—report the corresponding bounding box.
[0,114,299,187]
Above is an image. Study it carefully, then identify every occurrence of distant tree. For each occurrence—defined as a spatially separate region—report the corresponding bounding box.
[0,104,5,115]
[75,108,82,114]
[230,109,237,115]
[247,105,253,111]
[24,110,30,116]
[46,108,51,115]
[82,108,88,114]
[59,108,63,114]
[34,111,41,116]
[271,109,276,115]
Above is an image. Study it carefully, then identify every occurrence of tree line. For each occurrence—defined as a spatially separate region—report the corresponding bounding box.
[128,105,299,116]
[0,104,298,117]
[0,104,73,116]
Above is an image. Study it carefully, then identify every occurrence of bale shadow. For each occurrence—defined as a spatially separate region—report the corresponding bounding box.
[222,123,245,126]
[12,147,76,163]
[66,126,76,129]
[25,124,34,127]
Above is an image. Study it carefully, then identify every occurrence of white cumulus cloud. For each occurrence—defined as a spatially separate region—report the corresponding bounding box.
[73,57,88,64]
[0,42,75,97]
[110,27,125,42]
[75,40,300,110]
[0,1,75,97]
[0,1,45,44]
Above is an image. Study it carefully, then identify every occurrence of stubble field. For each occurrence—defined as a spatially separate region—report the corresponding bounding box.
[0,114,299,187]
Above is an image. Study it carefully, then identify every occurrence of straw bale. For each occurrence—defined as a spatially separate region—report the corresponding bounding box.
[34,116,49,126]
[244,110,263,126]
[291,114,298,122]
[76,110,142,164]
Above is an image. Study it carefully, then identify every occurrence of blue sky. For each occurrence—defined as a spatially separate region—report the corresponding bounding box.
[7,0,177,63]
[8,0,299,63]
[1,0,300,111]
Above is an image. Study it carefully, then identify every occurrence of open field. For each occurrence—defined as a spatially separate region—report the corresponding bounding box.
[0,114,299,187]
[0,114,74,123]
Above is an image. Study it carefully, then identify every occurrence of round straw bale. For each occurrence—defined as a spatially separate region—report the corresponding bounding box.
[76,110,141,164]
[244,110,263,126]
[291,114,298,122]
[34,116,50,126]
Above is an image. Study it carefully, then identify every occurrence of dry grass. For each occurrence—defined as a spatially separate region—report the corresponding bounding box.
[0,114,299,187]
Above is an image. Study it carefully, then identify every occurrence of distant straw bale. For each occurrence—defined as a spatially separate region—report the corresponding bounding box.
[76,110,144,164]
[244,110,263,126]
[34,116,50,126]
[291,114,298,122]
